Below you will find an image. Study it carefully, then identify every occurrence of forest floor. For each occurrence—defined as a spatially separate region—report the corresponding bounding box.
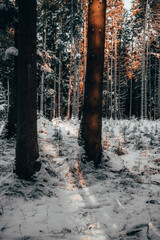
[0,117,160,240]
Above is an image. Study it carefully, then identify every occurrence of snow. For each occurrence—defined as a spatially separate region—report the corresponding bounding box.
[4,47,18,60]
[0,117,160,239]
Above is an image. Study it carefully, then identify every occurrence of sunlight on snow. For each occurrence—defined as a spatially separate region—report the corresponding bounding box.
[40,121,113,239]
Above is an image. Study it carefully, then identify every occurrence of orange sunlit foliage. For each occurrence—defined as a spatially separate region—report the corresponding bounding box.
[79,81,84,94]
[132,60,142,71]
[8,28,15,36]
[104,0,124,62]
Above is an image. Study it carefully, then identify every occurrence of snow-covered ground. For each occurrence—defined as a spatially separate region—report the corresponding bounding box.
[0,117,160,240]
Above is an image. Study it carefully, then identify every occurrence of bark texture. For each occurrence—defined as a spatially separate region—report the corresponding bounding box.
[16,0,40,180]
[80,0,106,165]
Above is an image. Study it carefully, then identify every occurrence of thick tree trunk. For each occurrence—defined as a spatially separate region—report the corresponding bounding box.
[80,0,106,165]
[16,0,40,180]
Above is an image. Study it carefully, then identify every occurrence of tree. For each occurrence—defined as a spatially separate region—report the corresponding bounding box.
[79,0,106,165]
[16,0,41,180]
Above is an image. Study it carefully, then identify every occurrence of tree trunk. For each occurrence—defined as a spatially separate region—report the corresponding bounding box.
[106,59,109,118]
[129,38,133,119]
[58,51,62,118]
[73,38,78,117]
[82,0,88,104]
[16,0,40,180]
[148,37,151,119]
[145,29,149,119]
[40,9,47,115]
[80,0,106,165]
[67,74,72,120]
[67,0,73,120]
[110,27,114,119]
[114,18,117,120]
[141,0,148,119]
[118,55,121,119]
[53,72,56,118]
[158,58,160,118]
[77,41,81,118]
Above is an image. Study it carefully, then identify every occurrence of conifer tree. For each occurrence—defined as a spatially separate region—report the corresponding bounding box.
[80,0,106,165]
[16,0,41,180]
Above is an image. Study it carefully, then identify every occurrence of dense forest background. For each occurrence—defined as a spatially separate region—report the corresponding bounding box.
[0,0,160,122]
[0,2,160,238]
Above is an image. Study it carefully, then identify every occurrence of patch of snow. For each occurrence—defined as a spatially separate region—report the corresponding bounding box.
[4,47,18,60]
[0,117,160,239]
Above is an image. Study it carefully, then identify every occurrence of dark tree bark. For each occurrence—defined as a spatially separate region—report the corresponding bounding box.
[16,0,40,180]
[79,0,106,165]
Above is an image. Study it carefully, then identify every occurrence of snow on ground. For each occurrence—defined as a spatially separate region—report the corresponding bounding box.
[0,117,160,240]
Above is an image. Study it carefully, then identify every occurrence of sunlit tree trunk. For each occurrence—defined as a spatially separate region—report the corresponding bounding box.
[80,0,106,165]
[82,0,88,104]
[16,0,40,180]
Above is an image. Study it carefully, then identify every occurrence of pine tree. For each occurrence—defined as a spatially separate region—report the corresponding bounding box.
[16,0,41,180]
[79,0,106,165]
